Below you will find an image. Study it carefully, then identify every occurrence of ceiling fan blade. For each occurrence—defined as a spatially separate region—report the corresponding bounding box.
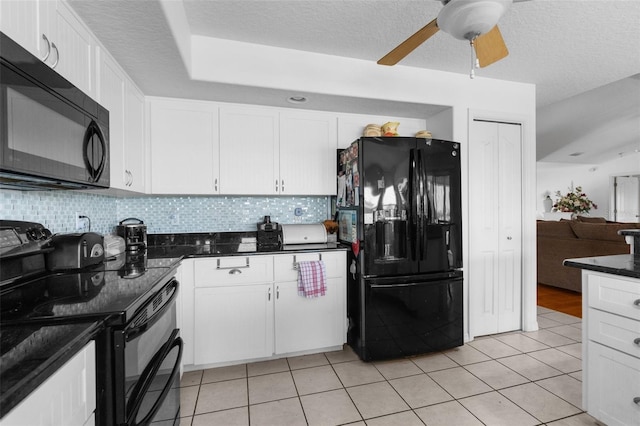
[377,18,439,66]
[474,25,509,68]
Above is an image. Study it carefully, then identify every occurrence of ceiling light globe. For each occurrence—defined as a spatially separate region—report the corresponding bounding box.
[437,0,512,41]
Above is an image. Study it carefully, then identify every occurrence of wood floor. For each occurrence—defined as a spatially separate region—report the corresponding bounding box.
[537,283,582,318]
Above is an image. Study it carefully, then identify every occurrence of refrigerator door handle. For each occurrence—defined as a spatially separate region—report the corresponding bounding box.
[409,148,418,261]
[369,277,463,289]
[416,149,425,261]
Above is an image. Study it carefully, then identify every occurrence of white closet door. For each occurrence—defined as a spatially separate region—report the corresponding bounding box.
[469,120,523,336]
[613,175,640,223]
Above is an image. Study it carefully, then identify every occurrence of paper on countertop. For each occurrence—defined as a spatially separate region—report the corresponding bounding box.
[337,174,346,206]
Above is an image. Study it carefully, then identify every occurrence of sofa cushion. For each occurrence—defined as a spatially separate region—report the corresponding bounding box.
[569,222,640,242]
[576,215,607,223]
[537,220,577,238]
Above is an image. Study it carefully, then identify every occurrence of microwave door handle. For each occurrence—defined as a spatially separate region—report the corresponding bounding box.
[93,122,107,180]
[83,121,107,182]
[126,332,183,426]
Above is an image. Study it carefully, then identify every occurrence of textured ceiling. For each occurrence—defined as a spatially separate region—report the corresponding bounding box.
[68,0,640,164]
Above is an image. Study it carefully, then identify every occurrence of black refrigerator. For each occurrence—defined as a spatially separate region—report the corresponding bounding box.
[337,137,463,361]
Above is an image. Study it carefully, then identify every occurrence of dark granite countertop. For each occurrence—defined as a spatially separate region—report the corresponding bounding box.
[0,321,102,418]
[147,231,347,259]
[563,254,640,279]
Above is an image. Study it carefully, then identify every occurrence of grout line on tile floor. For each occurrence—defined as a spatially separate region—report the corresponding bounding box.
[178,309,595,426]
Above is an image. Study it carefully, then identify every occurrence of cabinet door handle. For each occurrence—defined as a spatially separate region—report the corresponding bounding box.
[281,179,285,192]
[276,286,279,299]
[268,287,271,301]
[228,268,242,275]
[41,34,51,61]
[129,171,133,186]
[51,42,59,69]
[275,180,279,192]
[634,337,640,346]
[634,397,640,405]
[214,178,218,192]
[217,258,250,270]
[634,299,640,307]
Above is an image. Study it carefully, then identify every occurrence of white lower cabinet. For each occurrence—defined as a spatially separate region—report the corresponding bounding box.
[189,251,346,367]
[1,341,96,426]
[587,342,640,426]
[582,270,640,426]
[274,278,344,354]
[178,260,195,367]
[273,252,346,354]
[195,284,274,364]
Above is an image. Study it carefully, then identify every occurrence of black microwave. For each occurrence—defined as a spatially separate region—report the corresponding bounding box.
[0,32,109,190]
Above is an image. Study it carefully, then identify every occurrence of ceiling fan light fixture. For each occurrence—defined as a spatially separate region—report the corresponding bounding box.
[438,0,512,41]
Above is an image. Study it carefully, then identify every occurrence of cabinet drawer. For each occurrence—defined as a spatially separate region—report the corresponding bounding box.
[587,342,640,426]
[194,255,273,287]
[588,308,640,357]
[587,273,640,321]
[274,251,346,281]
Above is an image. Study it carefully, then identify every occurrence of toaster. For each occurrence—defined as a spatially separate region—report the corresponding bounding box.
[45,232,105,271]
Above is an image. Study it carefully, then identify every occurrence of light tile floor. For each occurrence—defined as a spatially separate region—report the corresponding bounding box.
[178,307,600,426]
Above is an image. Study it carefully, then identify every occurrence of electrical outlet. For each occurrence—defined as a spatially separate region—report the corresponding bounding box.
[75,212,86,231]
[169,211,180,226]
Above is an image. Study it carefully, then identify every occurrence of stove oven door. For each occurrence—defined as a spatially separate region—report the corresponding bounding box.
[112,278,183,426]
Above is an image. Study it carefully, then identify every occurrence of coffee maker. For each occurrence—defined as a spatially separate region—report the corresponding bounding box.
[257,216,281,252]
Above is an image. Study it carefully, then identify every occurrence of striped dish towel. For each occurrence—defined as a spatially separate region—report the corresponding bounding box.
[297,260,327,298]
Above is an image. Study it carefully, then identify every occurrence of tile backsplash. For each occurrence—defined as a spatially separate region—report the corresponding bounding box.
[1,190,116,234]
[0,190,331,235]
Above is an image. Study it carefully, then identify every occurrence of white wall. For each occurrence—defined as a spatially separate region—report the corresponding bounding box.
[537,152,640,220]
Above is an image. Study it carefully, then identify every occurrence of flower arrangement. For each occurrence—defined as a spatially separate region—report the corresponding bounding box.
[554,186,597,214]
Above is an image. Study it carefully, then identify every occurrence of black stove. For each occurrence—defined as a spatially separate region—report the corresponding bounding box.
[1,266,178,326]
[0,221,183,425]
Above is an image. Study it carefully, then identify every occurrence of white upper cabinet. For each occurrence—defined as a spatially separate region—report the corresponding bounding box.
[0,1,43,58]
[218,106,337,195]
[48,1,95,97]
[146,99,436,196]
[123,83,146,192]
[0,0,96,98]
[148,98,220,195]
[280,111,337,195]
[98,50,146,193]
[218,106,280,195]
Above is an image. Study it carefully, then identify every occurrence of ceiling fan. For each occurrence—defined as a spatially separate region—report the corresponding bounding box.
[378,0,527,69]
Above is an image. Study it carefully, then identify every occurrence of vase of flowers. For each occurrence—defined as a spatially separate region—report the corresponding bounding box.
[553,186,597,216]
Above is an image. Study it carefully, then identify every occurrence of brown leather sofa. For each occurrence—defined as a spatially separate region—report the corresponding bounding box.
[537,218,640,292]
